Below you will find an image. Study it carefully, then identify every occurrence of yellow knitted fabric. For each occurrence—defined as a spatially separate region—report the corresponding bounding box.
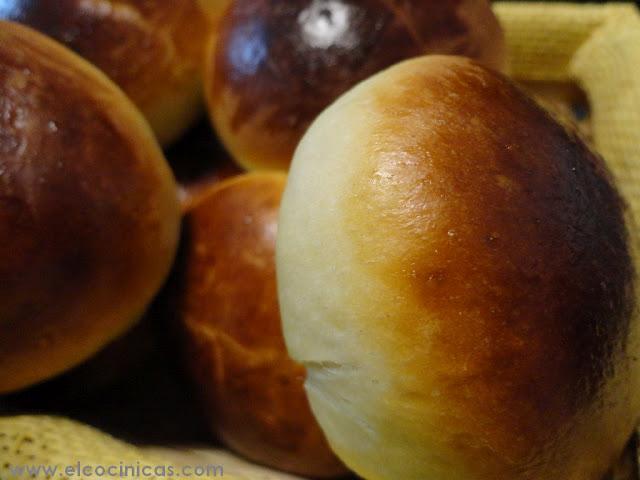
[0,416,248,480]
[2,3,640,479]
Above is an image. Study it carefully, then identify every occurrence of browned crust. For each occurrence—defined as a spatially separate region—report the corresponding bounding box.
[206,0,504,170]
[179,173,346,477]
[347,56,635,477]
[0,21,180,393]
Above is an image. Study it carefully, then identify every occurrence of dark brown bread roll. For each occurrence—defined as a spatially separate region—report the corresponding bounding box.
[0,21,180,394]
[206,0,504,170]
[179,173,347,478]
[277,56,640,480]
[0,0,215,146]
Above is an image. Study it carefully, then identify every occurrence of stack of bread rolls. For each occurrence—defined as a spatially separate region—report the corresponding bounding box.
[1,2,638,480]
[177,0,510,476]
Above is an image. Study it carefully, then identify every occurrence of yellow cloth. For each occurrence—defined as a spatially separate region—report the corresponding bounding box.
[0,415,297,479]
[0,416,244,480]
[3,3,640,479]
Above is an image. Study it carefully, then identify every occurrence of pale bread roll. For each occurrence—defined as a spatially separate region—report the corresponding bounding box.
[276,56,640,480]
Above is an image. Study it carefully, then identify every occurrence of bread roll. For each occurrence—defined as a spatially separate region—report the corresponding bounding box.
[179,173,346,478]
[206,0,504,170]
[0,21,180,394]
[0,0,215,146]
[276,56,640,480]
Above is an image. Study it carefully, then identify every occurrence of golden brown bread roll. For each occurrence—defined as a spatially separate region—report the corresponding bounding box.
[0,0,215,146]
[276,56,640,480]
[206,0,504,170]
[0,21,180,394]
[179,173,347,478]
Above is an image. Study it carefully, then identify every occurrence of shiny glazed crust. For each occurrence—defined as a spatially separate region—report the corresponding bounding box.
[0,0,214,145]
[179,173,346,478]
[206,0,504,170]
[0,21,181,393]
[277,56,640,480]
